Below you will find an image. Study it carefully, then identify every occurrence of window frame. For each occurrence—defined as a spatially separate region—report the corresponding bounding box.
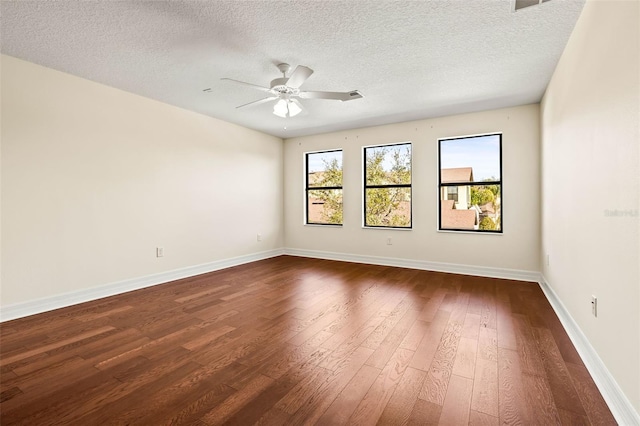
[437,133,503,234]
[363,142,413,229]
[305,149,343,226]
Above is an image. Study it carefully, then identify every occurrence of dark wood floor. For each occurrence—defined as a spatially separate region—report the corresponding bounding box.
[0,256,615,425]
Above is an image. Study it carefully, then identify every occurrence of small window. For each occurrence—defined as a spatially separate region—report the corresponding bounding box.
[306,150,343,225]
[438,134,502,233]
[364,143,412,228]
[446,186,459,203]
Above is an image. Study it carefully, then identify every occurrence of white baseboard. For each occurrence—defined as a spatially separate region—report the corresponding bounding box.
[538,275,640,425]
[283,247,540,282]
[0,249,284,322]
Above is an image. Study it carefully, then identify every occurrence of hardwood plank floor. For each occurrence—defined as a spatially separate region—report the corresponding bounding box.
[0,256,616,425]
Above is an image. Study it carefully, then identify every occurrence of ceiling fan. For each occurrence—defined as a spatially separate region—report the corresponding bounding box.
[222,63,363,118]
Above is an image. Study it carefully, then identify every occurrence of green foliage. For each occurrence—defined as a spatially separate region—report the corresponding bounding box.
[479,216,496,230]
[317,158,342,188]
[471,182,500,232]
[365,187,411,227]
[365,146,411,227]
[314,158,343,224]
[470,186,495,206]
[482,178,501,198]
[390,148,411,185]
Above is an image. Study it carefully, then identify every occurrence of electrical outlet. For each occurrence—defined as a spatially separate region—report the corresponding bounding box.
[546,254,550,266]
[156,247,164,257]
[257,234,262,242]
[591,295,597,317]
[387,237,392,245]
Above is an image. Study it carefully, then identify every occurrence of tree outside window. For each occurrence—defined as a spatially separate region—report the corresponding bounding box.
[306,150,343,225]
[364,143,412,228]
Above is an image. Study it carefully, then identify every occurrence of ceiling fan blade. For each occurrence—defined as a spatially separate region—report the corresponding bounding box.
[221,78,272,93]
[236,96,278,109]
[299,90,363,101]
[286,65,314,88]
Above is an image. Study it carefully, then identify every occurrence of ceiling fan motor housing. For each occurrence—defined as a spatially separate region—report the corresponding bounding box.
[270,77,298,95]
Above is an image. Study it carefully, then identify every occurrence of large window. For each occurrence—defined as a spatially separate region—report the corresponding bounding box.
[438,134,502,232]
[364,142,412,228]
[306,150,343,225]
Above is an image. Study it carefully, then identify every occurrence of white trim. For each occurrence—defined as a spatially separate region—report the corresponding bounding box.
[283,248,539,282]
[0,249,284,322]
[436,230,503,236]
[538,275,640,425]
[361,226,412,231]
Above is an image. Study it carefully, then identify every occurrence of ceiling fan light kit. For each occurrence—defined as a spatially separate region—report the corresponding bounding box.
[273,98,302,118]
[222,63,363,118]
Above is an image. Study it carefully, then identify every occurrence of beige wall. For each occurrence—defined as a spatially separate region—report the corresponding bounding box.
[284,104,540,273]
[541,0,639,413]
[1,55,284,307]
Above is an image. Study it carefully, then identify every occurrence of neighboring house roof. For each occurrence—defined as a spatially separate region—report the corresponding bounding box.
[441,209,477,229]
[308,171,325,185]
[441,167,473,183]
[441,199,476,229]
[442,199,455,210]
[480,202,495,214]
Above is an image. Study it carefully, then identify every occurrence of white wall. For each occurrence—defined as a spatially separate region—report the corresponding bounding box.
[284,104,540,273]
[1,55,284,308]
[541,0,639,414]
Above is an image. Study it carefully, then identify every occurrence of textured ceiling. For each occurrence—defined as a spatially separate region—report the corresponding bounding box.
[0,0,585,139]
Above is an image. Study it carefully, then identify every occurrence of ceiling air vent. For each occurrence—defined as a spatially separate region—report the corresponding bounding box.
[512,0,551,12]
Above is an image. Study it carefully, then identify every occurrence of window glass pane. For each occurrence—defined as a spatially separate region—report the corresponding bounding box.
[440,184,501,231]
[308,189,343,225]
[308,151,342,188]
[365,187,411,227]
[365,144,411,185]
[440,135,500,183]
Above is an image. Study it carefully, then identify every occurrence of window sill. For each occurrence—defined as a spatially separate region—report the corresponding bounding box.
[362,226,412,231]
[437,229,503,235]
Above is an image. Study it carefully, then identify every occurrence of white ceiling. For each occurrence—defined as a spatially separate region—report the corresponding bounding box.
[1,0,585,139]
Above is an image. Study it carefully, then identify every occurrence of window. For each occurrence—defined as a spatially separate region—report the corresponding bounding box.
[446,186,459,203]
[364,143,411,228]
[306,150,343,225]
[438,134,502,232]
